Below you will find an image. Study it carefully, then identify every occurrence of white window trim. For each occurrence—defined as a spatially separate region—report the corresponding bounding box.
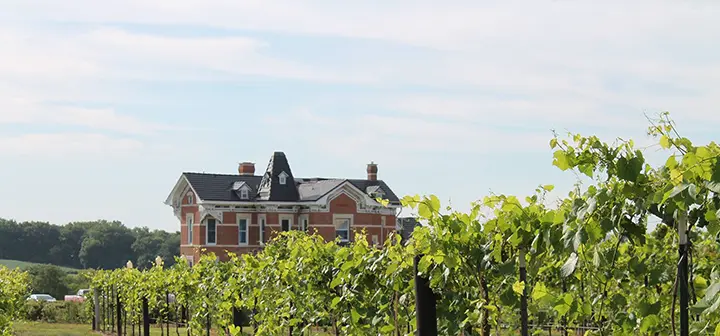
[186,213,194,244]
[333,214,353,242]
[205,218,218,245]
[299,214,309,232]
[185,255,194,267]
[258,214,267,245]
[236,213,252,246]
[240,188,249,199]
[278,171,288,185]
[279,214,293,232]
[187,192,194,205]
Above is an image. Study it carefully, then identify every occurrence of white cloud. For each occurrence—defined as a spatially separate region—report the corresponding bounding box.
[0,87,173,135]
[0,133,143,157]
[8,1,720,51]
[263,109,550,162]
[2,0,720,156]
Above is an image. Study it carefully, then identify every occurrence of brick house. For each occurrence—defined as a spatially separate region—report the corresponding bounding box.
[164,151,402,264]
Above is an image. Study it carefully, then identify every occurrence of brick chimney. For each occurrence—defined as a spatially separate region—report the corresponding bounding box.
[367,161,378,181]
[238,162,255,175]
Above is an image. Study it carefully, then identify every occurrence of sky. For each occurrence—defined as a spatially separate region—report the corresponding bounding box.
[1,1,719,232]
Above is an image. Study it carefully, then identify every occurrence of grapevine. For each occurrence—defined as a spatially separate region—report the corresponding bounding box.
[0,266,30,336]
[85,115,720,336]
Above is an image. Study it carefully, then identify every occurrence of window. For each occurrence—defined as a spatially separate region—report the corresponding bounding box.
[186,214,194,244]
[334,217,351,242]
[279,171,288,185]
[206,218,217,245]
[187,193,193,204]
[238,218,248,245]
[281,219,290,231]
[240,188,249,199]
[372,235,379,245]
[279,214,293,232]
[301,217,309,232]
[259,215,266,244]
[186,256,194,267]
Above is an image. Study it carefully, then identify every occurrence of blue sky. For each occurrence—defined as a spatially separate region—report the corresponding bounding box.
[1,1,719,231]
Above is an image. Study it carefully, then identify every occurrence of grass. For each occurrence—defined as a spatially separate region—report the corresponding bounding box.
[12,322,96,335]
[13,322,258,336]
[0,259,80,273]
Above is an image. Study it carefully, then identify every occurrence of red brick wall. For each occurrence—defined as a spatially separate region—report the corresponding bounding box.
[178,191,397,262]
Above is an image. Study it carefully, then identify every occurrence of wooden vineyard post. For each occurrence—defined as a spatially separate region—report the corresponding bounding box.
[519,249,529,336]
[678,213,689,336]
[233,307,243,328]
[93,289,100,331]
[142,297,150,336]
[414,254,437,335]
[206,314,211,336]
[116,289,122,336]
[166,291,170,336]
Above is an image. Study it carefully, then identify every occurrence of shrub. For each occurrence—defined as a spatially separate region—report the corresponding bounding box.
[23,301,91,324]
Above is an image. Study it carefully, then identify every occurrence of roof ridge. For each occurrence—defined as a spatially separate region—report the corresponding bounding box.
[183,172,250,177]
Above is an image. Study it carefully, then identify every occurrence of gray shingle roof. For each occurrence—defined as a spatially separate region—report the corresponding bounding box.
[184,173,262,202]
[297,179,345,201]
[398,217,420,242]
[181,152,401,204]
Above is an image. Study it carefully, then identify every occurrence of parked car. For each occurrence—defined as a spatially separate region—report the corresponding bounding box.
[27,294,56,302]
[64,289,91,302]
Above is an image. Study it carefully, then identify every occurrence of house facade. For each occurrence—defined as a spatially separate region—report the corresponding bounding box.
[164,151,402,264]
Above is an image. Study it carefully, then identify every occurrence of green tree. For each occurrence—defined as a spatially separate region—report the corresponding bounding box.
[79,220,135,269]
[26,264,70,299]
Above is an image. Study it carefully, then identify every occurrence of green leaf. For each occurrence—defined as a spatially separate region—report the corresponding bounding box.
[712,160,720,183]
[531,282,549,300]
[553,150,571,170]
[554,303,570,317]
[330,275,343,288]
[638,299,661,317]
[512,281,525,296]
[380,325,395,333]
[350,308,361,324]
[616,156,643,182]
[640,315,660,333]
[561,253,578,277]
[496,260,515,276]
[418,202,432,218]
[428,195,441,212]
[660,135,671,149]
[694,275,708,290]
[542,184,555,192]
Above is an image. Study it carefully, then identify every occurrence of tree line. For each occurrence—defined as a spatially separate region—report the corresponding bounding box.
[0,218,180,270]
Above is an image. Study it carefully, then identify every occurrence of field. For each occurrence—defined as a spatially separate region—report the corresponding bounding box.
[0,259,80,273]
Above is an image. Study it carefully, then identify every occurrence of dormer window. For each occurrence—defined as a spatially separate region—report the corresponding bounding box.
[279,171,288,185]
[366,186,385,199]
[232,181,252,200]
